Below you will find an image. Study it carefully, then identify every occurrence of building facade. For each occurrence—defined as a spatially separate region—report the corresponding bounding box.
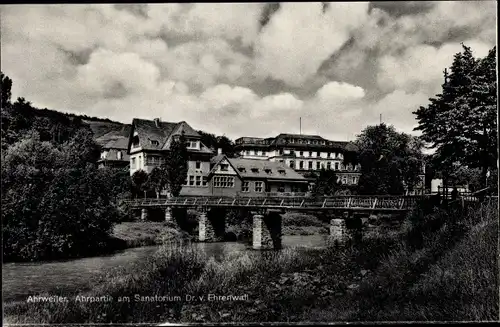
[234,133,361,186]
[127,118,214,196]
[207,154,309,197]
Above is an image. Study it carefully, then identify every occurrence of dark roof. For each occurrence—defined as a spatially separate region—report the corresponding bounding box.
[133,118,178,151]
[210,156,306,181]
[130,118,212,154]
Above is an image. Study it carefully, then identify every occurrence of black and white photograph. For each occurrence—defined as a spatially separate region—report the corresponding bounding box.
[1,1,498,325]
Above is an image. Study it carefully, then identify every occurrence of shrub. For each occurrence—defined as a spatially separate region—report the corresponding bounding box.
[283,212,325,227]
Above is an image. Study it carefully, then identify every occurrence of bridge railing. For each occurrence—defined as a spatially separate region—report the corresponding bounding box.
[124,194,427,211]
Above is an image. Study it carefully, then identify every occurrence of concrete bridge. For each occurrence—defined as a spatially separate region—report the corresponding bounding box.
[125,195,425,250]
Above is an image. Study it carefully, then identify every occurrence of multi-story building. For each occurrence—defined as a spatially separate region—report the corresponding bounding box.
[235,133,361,186]
[127,118,213,196]
[207,154,309,197]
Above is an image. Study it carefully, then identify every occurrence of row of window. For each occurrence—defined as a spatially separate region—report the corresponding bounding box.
[241,181,264,192]
[213,176,235,188]
[184,175,208,187]
[290,161,359,171]
[243,150,343,158]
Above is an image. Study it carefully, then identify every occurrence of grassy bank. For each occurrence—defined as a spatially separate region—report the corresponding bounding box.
[111,221,192,248]
[4,202,497,324]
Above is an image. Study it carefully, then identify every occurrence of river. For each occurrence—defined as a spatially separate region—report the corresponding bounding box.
[2,235,328,303]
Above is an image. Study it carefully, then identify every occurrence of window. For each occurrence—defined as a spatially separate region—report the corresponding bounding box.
[220,164,229,171]
[196,161,201,169]
[242,181,250,192]
[202,176,208,186]
[299,161,304,169]
[316,161,321,170]
[151,140,159,146]
[189,175,195,186]
[213,176,235,188]
[195,175,201,186]
[251,168,259,173]
[308,161,313,169]
[278,169,286,175]
[238,167,246,173]
[290,160,295,169]
[117,151,122,160]
[309,151,313,157]
[278,183,285,192]
[255,181,263,192]
[264,168,272,174]
[131,157,136,169]
[340,164,345,170]
[341,176,347,184]
[327,162,331,170]
[138,155,142,168]
[299,151,304,157]
[187,141,198,149]
[335,162,339,170]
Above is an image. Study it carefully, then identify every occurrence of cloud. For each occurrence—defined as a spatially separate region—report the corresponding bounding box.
[316,81,365,102]
[1,3,495,143]
[377,40,493,94]
[254,2,369,87]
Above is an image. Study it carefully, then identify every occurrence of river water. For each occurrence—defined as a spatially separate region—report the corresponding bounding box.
[2,235,328,303]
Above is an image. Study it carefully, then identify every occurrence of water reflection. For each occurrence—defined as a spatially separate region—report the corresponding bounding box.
[3,235,327,302]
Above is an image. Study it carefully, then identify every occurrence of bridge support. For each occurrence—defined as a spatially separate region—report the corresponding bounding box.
[164,208,172,222]
[141,208,148,221]
[252,213,281,250]
[198,212,214,242]
[328,218,347,246]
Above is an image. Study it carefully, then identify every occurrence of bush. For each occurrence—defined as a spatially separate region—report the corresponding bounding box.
[2,132,121,262]
[283,212,325,227]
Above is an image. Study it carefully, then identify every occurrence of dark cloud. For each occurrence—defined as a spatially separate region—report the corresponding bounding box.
[259,3,280,30]
[369,1,435,17]
[59,47,94,66]
[103,81,128,99]
[113,4,149,18]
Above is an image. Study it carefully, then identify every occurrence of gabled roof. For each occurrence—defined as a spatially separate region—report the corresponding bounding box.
[208,155,307,182]
[129,118,212,154]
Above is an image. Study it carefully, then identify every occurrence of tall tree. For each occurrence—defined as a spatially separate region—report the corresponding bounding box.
[355,124,424,195]
[1,71,12,109]
[164,131,189,197]
[414,44,497,189]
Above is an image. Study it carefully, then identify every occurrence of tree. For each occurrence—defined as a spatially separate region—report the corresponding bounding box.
[131,170,149,198]
[197,130,236,157]
[2,132,120,261]
[355,124,424,195]
[164,131,189,197]
[1,71,12,109]
[414,44,497,189]
[145,166,168,198]
[311,168,341,196]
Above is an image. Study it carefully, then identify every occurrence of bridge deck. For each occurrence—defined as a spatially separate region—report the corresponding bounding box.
[124,195,434,212]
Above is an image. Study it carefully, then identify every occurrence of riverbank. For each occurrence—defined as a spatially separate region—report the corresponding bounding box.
[4,202,497,324]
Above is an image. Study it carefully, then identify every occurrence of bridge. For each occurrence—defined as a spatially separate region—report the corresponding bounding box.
[125,195,430,251]
[125,191,489,251]
[125,195,424,212]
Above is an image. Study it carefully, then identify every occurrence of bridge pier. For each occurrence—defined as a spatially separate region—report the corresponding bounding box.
[252,212,282,250]
[141,208,148,221]
[164,208,172,221]
[198,211,214,242]
[328,218,347,246]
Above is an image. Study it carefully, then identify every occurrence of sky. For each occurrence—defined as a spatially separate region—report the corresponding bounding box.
[1,2,497,141]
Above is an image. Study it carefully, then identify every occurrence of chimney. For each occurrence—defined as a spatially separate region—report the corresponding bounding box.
[154,118,161,128]
[217,148,222,155]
